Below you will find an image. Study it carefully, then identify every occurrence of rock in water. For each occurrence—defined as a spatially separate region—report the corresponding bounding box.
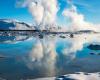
[87,44,100,50]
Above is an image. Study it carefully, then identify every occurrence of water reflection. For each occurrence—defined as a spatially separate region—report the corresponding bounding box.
[0,33,100,79]
[0,36,31,43]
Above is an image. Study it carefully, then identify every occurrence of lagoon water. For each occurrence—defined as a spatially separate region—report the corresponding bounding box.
[0,33,100,80]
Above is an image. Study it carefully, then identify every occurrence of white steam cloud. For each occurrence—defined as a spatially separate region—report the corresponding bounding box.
[62,0,100,32]
[28,2,44,26]
[18,0,58,30]
[16,0,100,32]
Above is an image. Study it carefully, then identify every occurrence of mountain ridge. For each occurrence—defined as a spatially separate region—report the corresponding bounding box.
[0,19,99,33]
[0,19,34,30]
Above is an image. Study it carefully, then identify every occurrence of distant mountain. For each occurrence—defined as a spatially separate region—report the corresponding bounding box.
[73,30,98,34]
[0,19,34,30]
[0,19,65,31]
[0,19,99,33]
[77,30,97,33]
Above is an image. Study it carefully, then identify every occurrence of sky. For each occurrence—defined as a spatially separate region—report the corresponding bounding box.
[0,0,100,25]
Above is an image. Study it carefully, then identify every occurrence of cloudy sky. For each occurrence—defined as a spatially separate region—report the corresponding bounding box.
[0,0,100,25]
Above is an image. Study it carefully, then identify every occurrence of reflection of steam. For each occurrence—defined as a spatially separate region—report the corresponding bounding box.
[29,39,43,62]
[0,36,30,44]
[40,36,57,75]
[23,33,100,77]
[24,35,57,76]
[61,34,100,58]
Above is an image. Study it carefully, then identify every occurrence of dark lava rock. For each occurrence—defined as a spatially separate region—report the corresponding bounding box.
[60,35,66,38]
[75,72,81,74]
[84,72,89,75]
[70,34,74,38]
[87,44,100,50]
[39,34,43,39]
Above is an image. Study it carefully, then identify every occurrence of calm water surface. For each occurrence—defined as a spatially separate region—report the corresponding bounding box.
[0,33,100,80]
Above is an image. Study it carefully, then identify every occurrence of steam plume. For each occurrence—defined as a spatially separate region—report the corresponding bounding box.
[18,0,58,30]
[62,0,100,32]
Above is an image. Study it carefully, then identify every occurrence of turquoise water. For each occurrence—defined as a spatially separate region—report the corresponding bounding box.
[0,33,100,80]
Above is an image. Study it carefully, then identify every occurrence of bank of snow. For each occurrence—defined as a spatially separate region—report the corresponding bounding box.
[0,19,34,30]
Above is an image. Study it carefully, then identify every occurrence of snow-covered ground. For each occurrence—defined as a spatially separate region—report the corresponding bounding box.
[0,19,34,30]
[31,72,100,80]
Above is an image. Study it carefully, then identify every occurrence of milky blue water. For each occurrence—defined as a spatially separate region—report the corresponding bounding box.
[0,33,100,80]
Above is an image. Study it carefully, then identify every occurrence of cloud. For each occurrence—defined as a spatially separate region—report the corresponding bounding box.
[28,2,44,26]
[62,0,100,32]
[41,0,58,25]
[17,0,58,30]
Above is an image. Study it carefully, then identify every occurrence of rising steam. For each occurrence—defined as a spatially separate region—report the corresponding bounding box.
[16,0,100,32]
[17,0,58,30]
[62,0,100,32]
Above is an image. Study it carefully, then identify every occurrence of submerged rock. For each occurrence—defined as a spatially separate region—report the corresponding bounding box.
[87,44,100,50]
[97,53,100,55]
[90,52,100,55]
[90,53,95,55]
[0,55,8,59]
